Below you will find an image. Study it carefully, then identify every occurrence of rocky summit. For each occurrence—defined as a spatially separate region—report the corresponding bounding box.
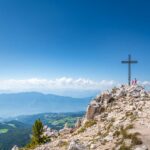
[31,85,150,150]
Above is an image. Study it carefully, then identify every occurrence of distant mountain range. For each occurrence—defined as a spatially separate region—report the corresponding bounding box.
[0,92,91,117]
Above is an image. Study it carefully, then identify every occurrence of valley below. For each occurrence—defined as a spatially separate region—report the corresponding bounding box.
[0,112,85,150]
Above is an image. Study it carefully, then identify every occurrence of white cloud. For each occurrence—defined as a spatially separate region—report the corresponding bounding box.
[141,81,150,86]
[1,77,150,97]
[0,77,118,94]
[138,81,150,89]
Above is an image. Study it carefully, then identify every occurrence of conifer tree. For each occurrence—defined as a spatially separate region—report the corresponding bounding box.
[26,119,50,148]
[31,119,44,144]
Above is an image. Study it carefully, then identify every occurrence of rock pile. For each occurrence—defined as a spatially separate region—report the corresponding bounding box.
[59,123,72,135]
[84,85,148,122]
[43,125,59,138]
[68,140,87,150]
[31,85,150,150]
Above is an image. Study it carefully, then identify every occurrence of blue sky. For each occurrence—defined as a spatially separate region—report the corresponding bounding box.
[0,0,149,96]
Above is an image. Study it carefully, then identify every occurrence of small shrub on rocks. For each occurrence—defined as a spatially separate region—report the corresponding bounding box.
[58,141,68,147]
[130,133,142,145]
[119,143,131,150]
[113,130,121,137]
[77,120,97,134]
[84,120,97,128]
[77,127,86,134]
[115,125,142,149]
[125,124,134,130]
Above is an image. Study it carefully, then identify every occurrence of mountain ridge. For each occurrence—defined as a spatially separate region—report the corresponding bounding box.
[29,84,150,150]
[0,92,91,117]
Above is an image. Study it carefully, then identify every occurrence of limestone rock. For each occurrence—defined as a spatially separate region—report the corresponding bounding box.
[85,104,97,120]
[64,123,68,128]
[59,124,72,135]
[68,140,87,150]
[104,132,113,142]
[75,118,82,128]
[43,125,58,138]
[134,145,148,150]
[11,145,19,150]
[90,144,96,149]
[59,128,71,135]
[32,84,150,150]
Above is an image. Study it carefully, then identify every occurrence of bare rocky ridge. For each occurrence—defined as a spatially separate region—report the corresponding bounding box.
[25,85,150,150]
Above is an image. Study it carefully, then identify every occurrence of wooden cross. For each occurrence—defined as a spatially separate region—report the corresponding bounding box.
[121,55,138,86]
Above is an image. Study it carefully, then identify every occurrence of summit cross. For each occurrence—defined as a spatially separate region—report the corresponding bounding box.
[121,55,138,86]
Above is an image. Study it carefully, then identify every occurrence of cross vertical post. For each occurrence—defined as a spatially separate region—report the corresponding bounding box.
[128,55,131,86]
[121,55,138,86]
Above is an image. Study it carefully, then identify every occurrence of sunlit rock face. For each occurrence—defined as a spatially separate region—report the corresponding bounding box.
[23,84,150,150]
[84,85,148,121]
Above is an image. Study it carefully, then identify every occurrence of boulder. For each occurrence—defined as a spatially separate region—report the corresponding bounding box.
[43,126,58,138]
[59,123,72,135]
[134,145,148,150]
[11,145,19,150]
[101,91,112,101]
[127,85,144,98]
[115,88,126,98]
[85,105,97,120]
[104,132,113,142]
[68,140,87,150]
[90,144,97,149]
[95,95,101,102]
[140,90,148,97]
[75,118,82,128]
[59,128,71,135]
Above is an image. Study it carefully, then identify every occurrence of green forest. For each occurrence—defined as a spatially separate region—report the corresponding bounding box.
[0,112,84,150]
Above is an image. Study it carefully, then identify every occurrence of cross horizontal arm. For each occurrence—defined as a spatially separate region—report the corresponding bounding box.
[121,61,138,64]
[130,61,138,63]
[121,61,129,63]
